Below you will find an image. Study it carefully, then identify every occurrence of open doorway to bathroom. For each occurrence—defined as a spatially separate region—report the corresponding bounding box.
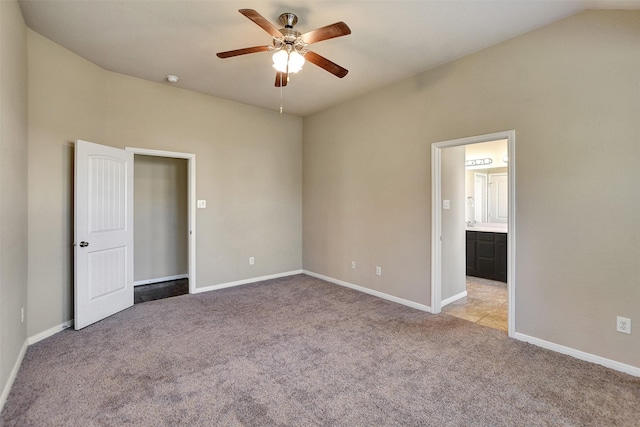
[431,131,515,336]
[442,139,509,331]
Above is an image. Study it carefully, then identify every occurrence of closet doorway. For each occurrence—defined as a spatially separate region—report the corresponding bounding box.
[126,147,197,299]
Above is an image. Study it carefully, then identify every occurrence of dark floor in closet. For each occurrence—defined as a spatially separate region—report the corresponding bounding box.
[134,279,189,304]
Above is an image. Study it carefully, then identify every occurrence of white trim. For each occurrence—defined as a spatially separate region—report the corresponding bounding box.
[507,134,516,336]
[192,270,303,294]
[430,143,442,314]
[514,333,640,377]
[125,147,197,294]
[431,130,516,337]
[134,274,189,287]
[0,339,28,412]
[28,320,73,345]
[303,270,433,313]
[441,290,467,307]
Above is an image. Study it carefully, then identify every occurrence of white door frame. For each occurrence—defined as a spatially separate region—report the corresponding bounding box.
[431,130,516,337]
[126,147,197,294]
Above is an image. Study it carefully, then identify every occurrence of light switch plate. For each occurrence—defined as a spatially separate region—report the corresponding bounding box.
[197,200,206,208]
[443,200,450,209]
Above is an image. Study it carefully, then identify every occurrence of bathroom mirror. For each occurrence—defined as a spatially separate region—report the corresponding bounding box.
[465,139,508,226]
[465,167,507,224]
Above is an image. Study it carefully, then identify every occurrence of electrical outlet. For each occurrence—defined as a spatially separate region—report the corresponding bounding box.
[249,257,255,265]
[351,261,356,269]
[21,307,25,323]
[376,266,382,276]
[616,316,631,334]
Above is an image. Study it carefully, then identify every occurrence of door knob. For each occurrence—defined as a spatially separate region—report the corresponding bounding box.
[79,241,89,247]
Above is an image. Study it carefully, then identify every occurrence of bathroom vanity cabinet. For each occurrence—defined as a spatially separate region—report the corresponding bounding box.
[466,230,507,282]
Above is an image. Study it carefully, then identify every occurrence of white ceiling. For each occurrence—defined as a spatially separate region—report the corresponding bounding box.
[18,0,640,117]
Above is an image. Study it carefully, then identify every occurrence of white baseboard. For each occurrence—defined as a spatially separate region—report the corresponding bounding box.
[514,332,640,377]
[28,320,73,345]
[441,290,467,307]
[134,274,188,287]
[303,270,433,313]
[192,270,303,294]
[0,339,28,413]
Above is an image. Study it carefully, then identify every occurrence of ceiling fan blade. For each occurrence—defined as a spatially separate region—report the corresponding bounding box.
[216,45,271,59]
[304,51,349,78]
[300,22,351,44]
[275,71,288,87]
[239,9,283,39]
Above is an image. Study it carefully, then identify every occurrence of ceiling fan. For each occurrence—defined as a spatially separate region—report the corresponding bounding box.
[216,9,351,87]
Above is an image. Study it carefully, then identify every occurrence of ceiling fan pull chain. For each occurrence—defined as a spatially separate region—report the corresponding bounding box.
[280,77,284,114]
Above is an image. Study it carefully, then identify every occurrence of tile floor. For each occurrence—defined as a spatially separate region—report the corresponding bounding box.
[442,276,507,332]
[134,278,189,304]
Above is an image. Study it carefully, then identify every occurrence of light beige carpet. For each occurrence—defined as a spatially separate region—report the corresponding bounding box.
[2,274,638,426]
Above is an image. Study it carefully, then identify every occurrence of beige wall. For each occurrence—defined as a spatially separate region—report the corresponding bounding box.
[27,30,302,336]
[27,30,106,337]
[134,155,188,282]
[441,146,466,301]
[303,11,640,367]
[0,0,28,402]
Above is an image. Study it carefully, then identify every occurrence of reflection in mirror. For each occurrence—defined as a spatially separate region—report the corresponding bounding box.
[466,167,508,224]
[488,172,508,223]
[473,173,487,222]
[465,139,508,226]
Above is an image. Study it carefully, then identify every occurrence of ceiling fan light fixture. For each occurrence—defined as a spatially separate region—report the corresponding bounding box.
[272,50,289,72]
[288,51,305,73]
[272,49,305,73]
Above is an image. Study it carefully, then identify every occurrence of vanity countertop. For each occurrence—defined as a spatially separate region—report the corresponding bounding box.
[466,225,508,233]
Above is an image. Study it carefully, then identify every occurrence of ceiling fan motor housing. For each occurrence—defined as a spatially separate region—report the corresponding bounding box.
[273,14,304,53]
[279,13,298,28]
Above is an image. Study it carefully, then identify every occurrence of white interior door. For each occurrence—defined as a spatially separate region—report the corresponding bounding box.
[75,140,134,330]
[488,173,508,223]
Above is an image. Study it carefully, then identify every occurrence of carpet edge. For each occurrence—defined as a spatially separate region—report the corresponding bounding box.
[192,270,303,294]
[0,338,27,413]
[302,270,433,313]
[514,332,640,377]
